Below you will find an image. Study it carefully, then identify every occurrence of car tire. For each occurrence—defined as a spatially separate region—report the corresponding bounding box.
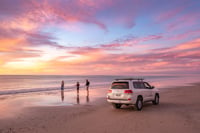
[136,97,143,111]
[152,94,159,105]
[113,104,121,109]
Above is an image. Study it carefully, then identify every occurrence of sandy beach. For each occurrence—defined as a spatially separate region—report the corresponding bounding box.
[0,83,200,133]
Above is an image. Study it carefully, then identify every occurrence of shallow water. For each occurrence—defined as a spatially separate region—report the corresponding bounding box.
[0,75,200,95]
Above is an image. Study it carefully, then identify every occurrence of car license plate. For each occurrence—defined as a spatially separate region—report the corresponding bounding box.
[116,94,121,96]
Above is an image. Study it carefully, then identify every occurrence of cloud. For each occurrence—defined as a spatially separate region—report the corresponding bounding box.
[0,0,148,31]
[167,13,200,31]
[0,0,199,75]
[153,38,200,53]
[156,6,185,23]
[96,34,163,51]
[0,49,42,67]
[2,38,199,75]
[24,31,59,47]
[41,38,199,75]
[0,0,29,17]
[28,0,108,30]
[0,0,107,31]
[74,38,200,74]
[168,29,200,41]
[0,27,63,52]
[152,0,200,33]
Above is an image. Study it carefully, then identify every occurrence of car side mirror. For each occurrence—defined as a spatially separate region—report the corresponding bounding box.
[151,86,155,89]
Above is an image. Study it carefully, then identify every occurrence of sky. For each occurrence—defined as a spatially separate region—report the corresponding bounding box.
[0,0,200,75]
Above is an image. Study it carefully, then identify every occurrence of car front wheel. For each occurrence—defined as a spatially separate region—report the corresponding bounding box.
[152,94,159,105]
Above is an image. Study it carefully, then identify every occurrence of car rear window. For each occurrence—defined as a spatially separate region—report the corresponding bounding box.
[111,82,129,89]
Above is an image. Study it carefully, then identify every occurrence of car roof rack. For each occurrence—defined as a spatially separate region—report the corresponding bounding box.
[115,78,144,81]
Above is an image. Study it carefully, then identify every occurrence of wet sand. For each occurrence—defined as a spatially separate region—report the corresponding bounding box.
[0,83,200,133]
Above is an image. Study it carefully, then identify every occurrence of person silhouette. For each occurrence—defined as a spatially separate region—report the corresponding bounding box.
[76,82,80,95]
[86,79,90,91]
[61,80,64,90]
[60,80,65,101]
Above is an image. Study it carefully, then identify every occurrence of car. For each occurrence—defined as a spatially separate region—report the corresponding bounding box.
[107,78,159,111]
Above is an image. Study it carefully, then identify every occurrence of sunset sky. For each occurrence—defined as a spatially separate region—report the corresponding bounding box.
[0,0,200,75]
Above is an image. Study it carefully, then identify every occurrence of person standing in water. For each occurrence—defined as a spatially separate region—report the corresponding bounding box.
[61,80,64,90]
[76,82,80,95]
[61,80,64,101]
[86,79,90,91]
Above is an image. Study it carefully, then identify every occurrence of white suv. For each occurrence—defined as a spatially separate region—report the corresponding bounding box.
[107,78,159,111]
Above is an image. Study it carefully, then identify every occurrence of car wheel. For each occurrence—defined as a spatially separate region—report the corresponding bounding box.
[152,94,159,105]
[136,97,143,111]
[113,104,122,109]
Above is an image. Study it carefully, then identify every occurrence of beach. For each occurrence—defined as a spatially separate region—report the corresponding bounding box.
[0,82,200,133]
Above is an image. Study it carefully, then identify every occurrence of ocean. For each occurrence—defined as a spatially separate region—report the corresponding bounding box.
[0,75,200,95]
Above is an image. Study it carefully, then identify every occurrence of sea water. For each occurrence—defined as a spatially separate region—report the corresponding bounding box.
[0,75,200,95]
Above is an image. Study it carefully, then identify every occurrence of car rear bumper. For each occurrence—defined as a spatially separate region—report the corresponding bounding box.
[107,98,133,104]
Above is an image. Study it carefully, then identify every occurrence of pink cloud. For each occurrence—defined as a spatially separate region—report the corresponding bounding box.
[0,0,107,31]
[138,35,162,42]
[99,43,132,50]
[156,7,184,23]
[167,12,200,31]
[79,38,200,74]
[3,37,199,75]
[0,27,62,52]
[27,0,108,30]
[96,34,162,51]
[168,29,200,41]
[155,38,200,53]
[0,0,199,75]
[69,47,102,55]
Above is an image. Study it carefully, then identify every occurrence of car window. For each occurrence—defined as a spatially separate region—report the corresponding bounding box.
[133,82,145,89]
[144,82,151,89]
[111,82,129,89]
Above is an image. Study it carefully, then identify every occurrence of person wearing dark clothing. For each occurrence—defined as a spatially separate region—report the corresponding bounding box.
[76,82,80,95]
[61,80,64,90]
[86,79,90,91]
[60,80,65,101]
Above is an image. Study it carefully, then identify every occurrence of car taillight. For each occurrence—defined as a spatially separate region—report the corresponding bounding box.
[107,90,112,93]
[124,90,133,94]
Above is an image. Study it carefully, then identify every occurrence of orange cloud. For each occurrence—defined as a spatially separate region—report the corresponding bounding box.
[0,38,22,51]
[175,38,200,50]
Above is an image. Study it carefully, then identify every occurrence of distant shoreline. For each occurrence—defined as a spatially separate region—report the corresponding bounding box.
[1,75,200,96]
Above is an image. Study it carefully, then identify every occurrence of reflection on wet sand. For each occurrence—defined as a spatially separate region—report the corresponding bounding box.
[61,90,64,102]
[86,90,89,103]
[76,94,80,104]
[76,90,90,104]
